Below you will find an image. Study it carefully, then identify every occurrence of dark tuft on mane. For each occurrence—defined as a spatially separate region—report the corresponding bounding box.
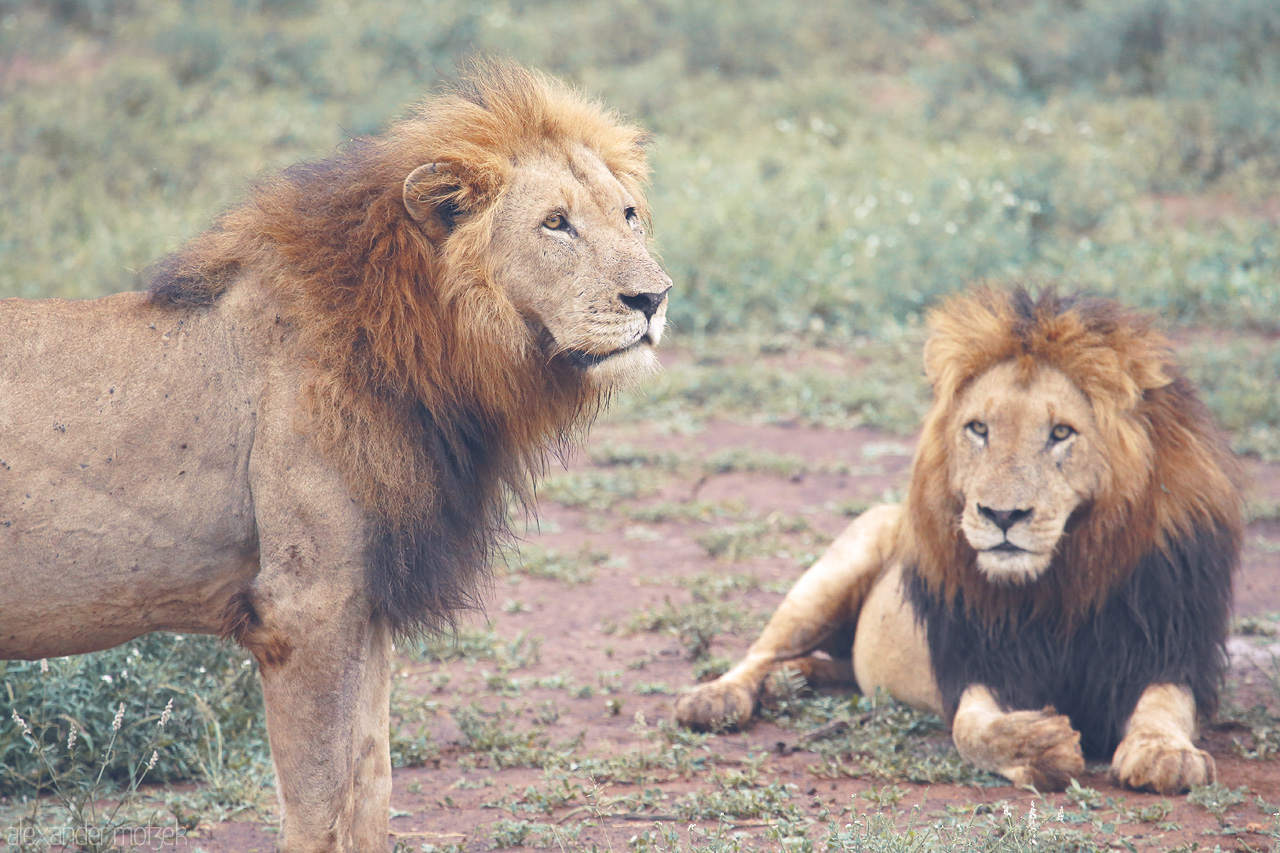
[145,250,235,306]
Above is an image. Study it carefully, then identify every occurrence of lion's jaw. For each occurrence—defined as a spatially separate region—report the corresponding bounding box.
[949,361,1106,584]
[491,147,671,389]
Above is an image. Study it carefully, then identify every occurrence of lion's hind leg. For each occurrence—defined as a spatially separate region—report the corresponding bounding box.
[756,655,858,709]
[767,654,857,691]
[1111,684,1214,794]
[951,685,1085,790]
[674,504,900,731]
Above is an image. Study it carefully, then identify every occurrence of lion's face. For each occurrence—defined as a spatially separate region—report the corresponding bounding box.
[948,361,1108,583]
[488,146,671,387]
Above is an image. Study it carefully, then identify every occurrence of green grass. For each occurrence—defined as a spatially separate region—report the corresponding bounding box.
[502,543,611,586]
[611,335,934,435]
[624,575,768,661]
[0,635,266,796]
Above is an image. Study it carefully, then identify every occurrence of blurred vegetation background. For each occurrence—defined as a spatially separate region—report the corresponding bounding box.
[1,0,1279,819]
[1,0,1276,456]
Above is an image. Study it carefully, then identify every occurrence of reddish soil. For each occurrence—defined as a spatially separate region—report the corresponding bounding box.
[159,419,1280,851]
[1139,193,1280,227]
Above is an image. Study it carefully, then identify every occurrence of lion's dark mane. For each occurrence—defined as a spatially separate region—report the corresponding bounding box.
[906,520,1236,757]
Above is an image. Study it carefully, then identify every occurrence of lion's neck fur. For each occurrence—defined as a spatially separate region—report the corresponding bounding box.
[147,132,603,637]
[143,63,658,635]
[901,288,1243,630]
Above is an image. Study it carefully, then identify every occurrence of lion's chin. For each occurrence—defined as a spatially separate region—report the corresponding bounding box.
[581,343,661,389]
[973,547,1053,584]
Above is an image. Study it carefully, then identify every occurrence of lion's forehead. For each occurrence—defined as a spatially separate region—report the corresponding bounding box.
[506,145,632,216]
[958,361,1094,439]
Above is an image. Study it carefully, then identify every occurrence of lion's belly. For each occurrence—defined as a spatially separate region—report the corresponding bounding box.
[0,292,260,658]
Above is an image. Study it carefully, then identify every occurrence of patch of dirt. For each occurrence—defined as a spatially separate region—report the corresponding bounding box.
[1139,193,1280,226]
[0,43,105,90]
[179,419,1280,851]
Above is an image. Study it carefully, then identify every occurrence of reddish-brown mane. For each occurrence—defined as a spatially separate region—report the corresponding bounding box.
[903,286,1242,626]
[147,62,653,634]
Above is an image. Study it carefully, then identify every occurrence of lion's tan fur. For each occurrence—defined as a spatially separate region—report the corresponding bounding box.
[676,286,1241,796]
[2,62,668,851]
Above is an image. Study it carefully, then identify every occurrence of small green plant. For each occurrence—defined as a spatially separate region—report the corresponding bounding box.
[488,817,573,849]
[452,704,577,771]
[503,544,610,585]
[822,799,1095,852]
[1063,778,1105,811]
[772,690,999,786]
[625,591,761,661]
[702,447,808,478]
[406,628,541,671]
[1187,781,1249,827]
[860,784,906,809]
[539,468,659,510]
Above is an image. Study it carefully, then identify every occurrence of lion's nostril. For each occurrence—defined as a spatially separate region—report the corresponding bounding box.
[977,504,1034,533]
[620,288,667,319]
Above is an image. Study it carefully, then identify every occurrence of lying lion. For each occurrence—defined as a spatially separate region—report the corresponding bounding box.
[0,62,669,851]
[677,287,1241,795]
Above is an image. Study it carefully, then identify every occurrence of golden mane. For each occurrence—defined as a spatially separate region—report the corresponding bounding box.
[147,61,653,633]
[903,286,1243,625]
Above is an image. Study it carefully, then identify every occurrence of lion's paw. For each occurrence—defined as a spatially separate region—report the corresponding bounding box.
[673,681,755,732]
[1111,732,1216,794]
[988,708,1085,791]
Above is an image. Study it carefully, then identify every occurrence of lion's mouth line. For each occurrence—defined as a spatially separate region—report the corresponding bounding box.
[563,333,652,370]
[985,541,1028,554]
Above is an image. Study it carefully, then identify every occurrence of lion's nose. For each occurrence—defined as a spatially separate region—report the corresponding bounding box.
[620,286,670,320]
[977,505,1034,533]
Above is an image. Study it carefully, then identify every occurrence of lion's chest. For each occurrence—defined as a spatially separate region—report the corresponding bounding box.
[906,524,1235,757]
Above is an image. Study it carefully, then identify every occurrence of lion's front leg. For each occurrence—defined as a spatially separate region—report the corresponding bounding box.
[347,618,394,848]
[241,396,398,852]
[237,523,393,851]
[1111,683,1214,794]
[674,504,900,731]
[254,606,393,853]
[951,685,1084,790]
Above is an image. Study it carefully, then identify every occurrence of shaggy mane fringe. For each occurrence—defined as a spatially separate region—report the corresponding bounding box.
[144,61,650,636]
[902,285,1243,627]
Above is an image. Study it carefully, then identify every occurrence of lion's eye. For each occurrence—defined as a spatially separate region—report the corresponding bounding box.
[1050,424,1075,442]
[543,213,567,231]
[967,421,988,439]
[624,206,638,222]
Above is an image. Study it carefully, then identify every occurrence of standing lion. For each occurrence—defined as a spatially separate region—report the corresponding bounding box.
[0,63,670,851]
[677,287,1242,795]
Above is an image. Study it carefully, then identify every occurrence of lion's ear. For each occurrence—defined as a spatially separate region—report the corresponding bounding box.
[403,162,468,243]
